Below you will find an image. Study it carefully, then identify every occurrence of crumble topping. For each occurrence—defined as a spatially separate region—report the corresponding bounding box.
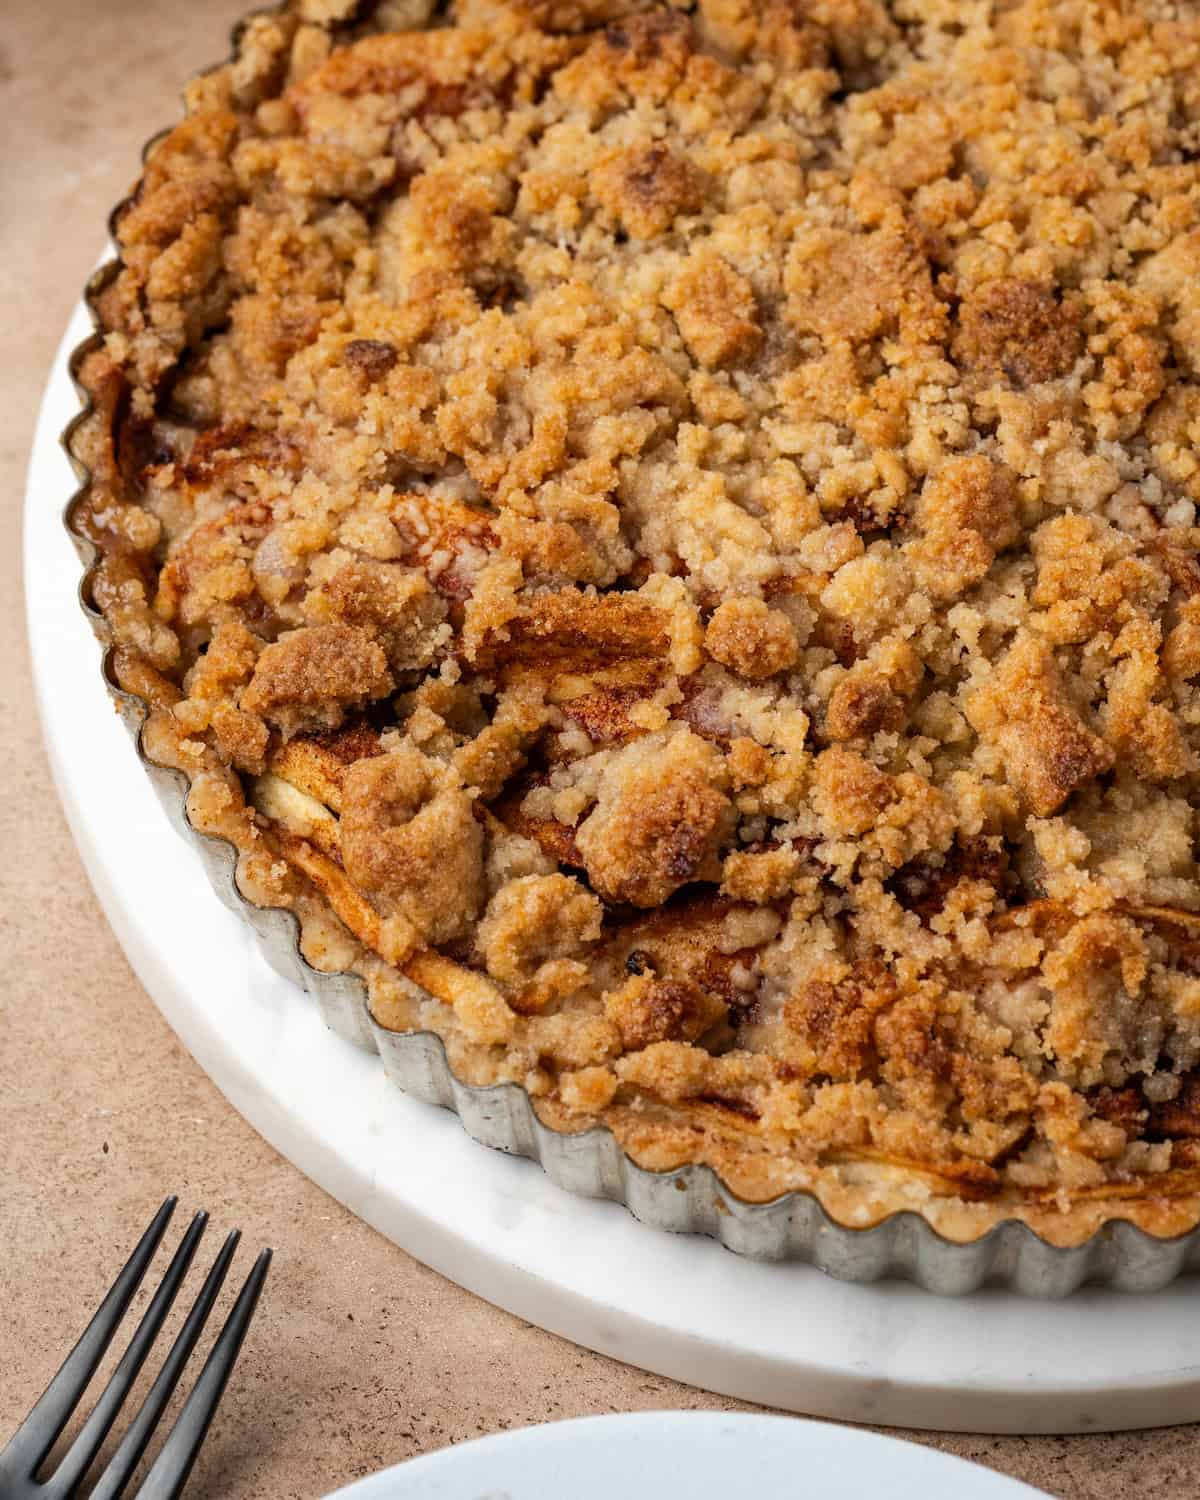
[74,0,1200,1237]
[242,621,394,736]
[339,741,484,942]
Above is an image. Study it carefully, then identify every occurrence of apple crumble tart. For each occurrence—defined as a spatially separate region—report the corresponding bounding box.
[73,0,1200,1242]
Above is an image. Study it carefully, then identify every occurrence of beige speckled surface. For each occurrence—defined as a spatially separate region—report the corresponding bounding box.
[1,4,1196,1497]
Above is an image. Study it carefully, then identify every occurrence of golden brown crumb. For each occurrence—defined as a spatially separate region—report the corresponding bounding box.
[953,279,1084,389]
[721,845,800,904]
[242,624,393,739]
[825,671,903,742]
[726,735,772,788]
[784,965,898,1080]
[339,745,483,943]
[592,141,703,241]
[811,745,896,838]
[664,252,762,369]
[477,873,602,984]
[967,637,1114,817]
[303,553,450,670]
[575,730,733,906]
[704,598,799,679]
[604,972,726,1051]
[558,1065,618,1115]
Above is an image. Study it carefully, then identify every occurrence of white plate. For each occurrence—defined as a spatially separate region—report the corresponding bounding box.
[27,297,1200,1436]
[326,1413,1045,1499]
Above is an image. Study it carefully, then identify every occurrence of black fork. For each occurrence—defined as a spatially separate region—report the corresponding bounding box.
[0,1199,271,1500]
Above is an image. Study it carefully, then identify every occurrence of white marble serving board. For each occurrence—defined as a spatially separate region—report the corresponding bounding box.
[27,298,1200,1435]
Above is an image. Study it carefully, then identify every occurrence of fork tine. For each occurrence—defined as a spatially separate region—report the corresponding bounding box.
[87,1232,242,1500]
[0,1198,177,1478]
[49,1213,209,1499]
[132,1249,271,1500]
